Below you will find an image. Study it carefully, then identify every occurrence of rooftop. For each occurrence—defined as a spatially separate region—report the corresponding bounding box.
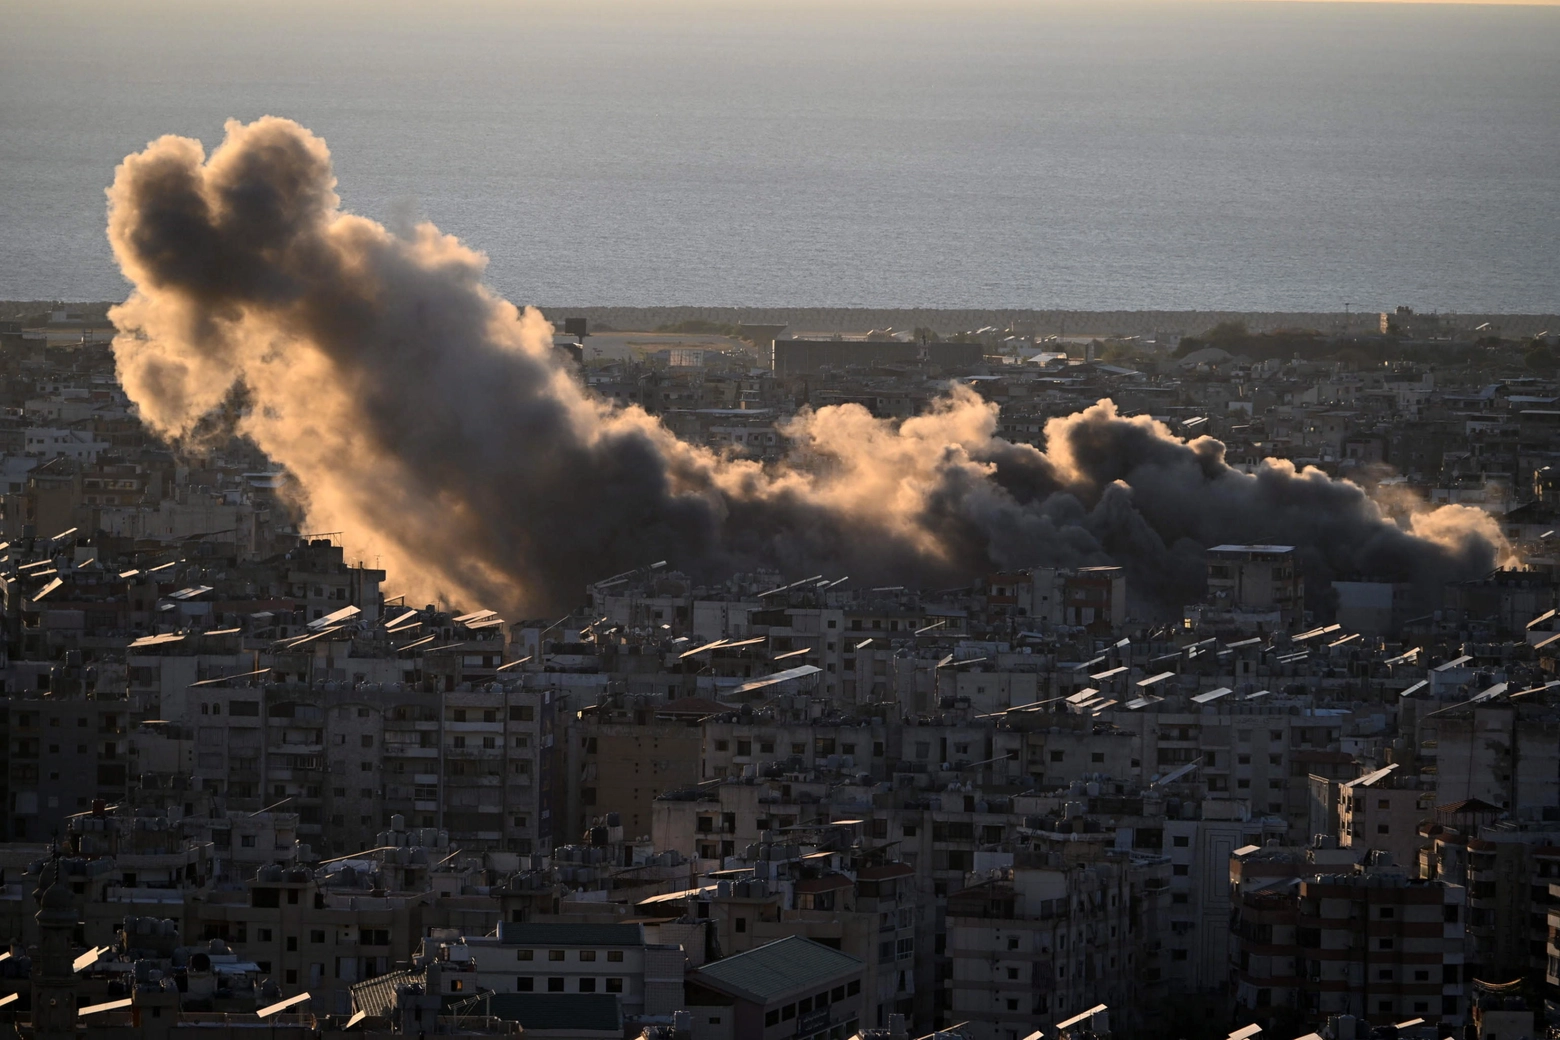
[693,936,863,1004]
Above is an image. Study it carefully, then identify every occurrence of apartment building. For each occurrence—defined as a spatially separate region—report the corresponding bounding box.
[574,694,706,840]
[1421,812,1560,985]
[465,922,684,1018]
[945,854,1169,1040]
[647,844,919,1030]
[185,864,429,1016]
[1021,566,1128,632]
[169,678,559,856]
[1231,854,1467,1032]
[1417,703,1560,812]
[2,693,130,840]
[1161,802,1286,992]
[1337,766,1434,869]
[699,714,892,784]
[1206,544,1305,623]
[653,776,834,865]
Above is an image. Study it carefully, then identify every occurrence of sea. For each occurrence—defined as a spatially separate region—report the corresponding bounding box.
[1,0,1557,313]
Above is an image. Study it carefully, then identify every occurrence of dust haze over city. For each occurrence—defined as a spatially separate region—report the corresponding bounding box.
[0,3,1559,1040]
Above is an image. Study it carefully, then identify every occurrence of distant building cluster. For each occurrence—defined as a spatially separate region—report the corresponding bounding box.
[1,312,1560,1040]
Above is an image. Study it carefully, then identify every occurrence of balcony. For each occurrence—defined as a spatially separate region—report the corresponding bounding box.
[271,742,324,755]
[445,720,505,732]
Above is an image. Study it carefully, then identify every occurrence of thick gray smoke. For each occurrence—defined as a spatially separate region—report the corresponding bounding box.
[106,118,1503,618]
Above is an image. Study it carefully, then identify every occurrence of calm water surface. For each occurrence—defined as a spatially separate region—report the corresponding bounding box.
[1,1,1557,311]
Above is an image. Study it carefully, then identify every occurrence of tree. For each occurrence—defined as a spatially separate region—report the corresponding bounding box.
[1524,344,1559,375]
[1203,321,1250,347]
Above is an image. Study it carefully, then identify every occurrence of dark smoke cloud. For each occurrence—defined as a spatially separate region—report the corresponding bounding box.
[106,118,1503,618]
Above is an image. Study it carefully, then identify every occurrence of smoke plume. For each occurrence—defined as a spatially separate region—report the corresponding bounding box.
[106,118,1502,619]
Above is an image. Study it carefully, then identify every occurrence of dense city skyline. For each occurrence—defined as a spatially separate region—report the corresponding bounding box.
[3,3,1559,1040]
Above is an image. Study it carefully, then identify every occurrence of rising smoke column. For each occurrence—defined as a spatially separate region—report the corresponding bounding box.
[106,118,1503,617]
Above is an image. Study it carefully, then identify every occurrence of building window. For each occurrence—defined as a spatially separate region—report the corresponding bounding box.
[516,977,533,991]
[579,951,596,962]
[518,949,534,961]
[579,978,597,992]
[606,978,623,993]
[549,950,565,961]
[547,978,564,992]
[607,951,623,963]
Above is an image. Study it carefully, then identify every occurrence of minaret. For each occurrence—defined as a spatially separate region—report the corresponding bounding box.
[29,856,79,1040]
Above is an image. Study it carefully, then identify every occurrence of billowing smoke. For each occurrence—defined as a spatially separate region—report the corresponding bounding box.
[106,118,1502,618]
